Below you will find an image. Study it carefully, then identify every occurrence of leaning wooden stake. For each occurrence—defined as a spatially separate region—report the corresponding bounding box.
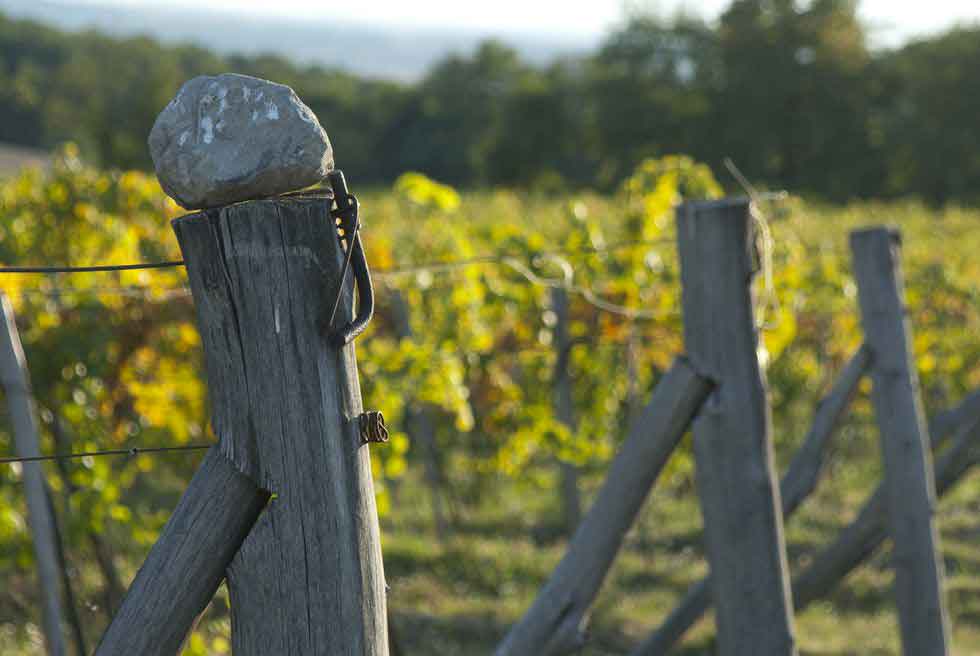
[0,294,67,656]
[928,388,980,447]
[851,226,950,654]
[496,357,712,656]
[174,195,388,654]
[95,447,269,654]
[790,388,980,614]
[792,407,980,613]
[634,344,870,655]
[676,199,796,655]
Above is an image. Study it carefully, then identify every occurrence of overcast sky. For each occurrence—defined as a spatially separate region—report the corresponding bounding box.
[76,0,980,44]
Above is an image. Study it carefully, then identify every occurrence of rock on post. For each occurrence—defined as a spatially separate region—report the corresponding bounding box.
[148,73,333,209]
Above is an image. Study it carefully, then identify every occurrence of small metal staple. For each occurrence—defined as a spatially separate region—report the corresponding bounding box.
[358,411,388,445]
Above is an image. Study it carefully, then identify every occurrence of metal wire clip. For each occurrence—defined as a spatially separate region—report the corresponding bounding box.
[322,170,375,347]
[358,411,389,445]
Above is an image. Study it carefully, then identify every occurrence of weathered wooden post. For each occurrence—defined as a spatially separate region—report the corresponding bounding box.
[0,294,68,656]
[850,226,950,654]
[173,192,387,654]
[97,73,388,654]
[675,199,796,655]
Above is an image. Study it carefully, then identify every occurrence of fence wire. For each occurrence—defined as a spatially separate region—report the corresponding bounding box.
[0,237,680,319]
[0,235,684,466]
[0,237,675,276]
[1,444,210,465]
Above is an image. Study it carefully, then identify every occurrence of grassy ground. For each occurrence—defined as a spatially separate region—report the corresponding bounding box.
[380,448,980,656]
[2,400,979,656]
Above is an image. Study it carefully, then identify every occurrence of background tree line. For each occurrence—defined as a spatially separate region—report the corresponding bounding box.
[1,0,979,204]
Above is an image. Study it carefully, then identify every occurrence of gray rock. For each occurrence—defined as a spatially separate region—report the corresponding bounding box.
[148,73,333,209]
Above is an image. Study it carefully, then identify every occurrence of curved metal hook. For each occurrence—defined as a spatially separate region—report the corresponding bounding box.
[322,170,375,348]
[334,230,374,347]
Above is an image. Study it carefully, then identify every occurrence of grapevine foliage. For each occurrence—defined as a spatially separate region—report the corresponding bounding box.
[0,151,978,652]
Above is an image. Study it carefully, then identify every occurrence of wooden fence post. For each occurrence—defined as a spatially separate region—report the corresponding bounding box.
[551,286,581,534]
[675,198,796,655]
[173,194,388,654]
[0,294,67,656]
[850,226,950,654]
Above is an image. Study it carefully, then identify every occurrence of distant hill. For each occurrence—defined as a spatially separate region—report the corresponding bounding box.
[0,142,49,177]
[0,0,592,80]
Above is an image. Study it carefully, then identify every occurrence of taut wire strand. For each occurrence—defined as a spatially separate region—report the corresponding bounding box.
[0,444,211,465]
